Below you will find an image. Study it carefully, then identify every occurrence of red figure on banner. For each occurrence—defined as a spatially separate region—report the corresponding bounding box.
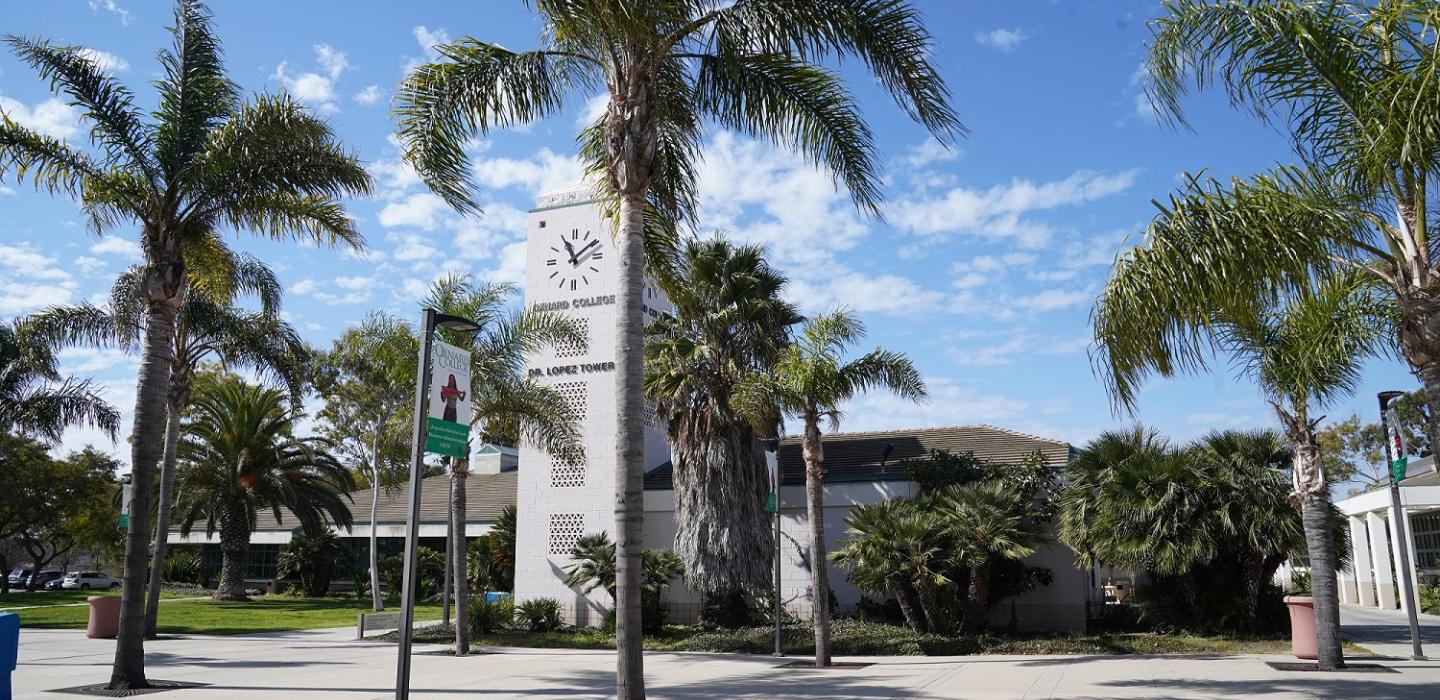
[440,374,466,422]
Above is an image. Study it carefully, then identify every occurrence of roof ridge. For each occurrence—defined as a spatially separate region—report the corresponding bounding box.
[780,424,1068,446]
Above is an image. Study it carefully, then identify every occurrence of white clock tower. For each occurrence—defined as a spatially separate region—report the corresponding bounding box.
[513,184,671,623]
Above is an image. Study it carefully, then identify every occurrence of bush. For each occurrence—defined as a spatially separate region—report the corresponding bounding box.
[1421,584,1440,615]
[701,589,761,629]
[516,597,564,632]
[351,569,371,600]
[855,596,905,625]
[277,530,347,597]
[162,550,202,585]
[1289,570,1312,595]
[470,595,513,634]
[381,547,444,599]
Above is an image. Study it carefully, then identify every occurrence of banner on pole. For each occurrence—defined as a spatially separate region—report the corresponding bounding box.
[764,450,779,513]
[424,339,472,458]
[1386,407,1409,484]
[119,481,132,529]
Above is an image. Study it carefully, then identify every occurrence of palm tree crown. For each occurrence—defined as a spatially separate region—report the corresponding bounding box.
[0,321,119,442]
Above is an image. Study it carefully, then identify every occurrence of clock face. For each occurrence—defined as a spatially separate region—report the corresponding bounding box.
[545,228,605,291]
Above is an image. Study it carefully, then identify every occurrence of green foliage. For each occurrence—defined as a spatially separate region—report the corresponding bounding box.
[0,436,122,589]
[467,535,510,592]
[1289,570,1313,596]
[1420,584,1440,615]
[0,320,118,442]
[162,550,203,585]
[562,531,685,633]
[277,530,348,597]
[515,597,563,633]
[381,547,444,599]
[903,449,988,494]
[1319,391,1430,490]
[469,594,513,635]
[489,505,517,587]
[312,312,418,491]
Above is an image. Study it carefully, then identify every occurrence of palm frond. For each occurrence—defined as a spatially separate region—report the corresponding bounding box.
[153,0,239,178]
[0,116,100,197]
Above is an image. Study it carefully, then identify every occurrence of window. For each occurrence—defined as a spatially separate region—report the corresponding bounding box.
[549,513,585,556]
[1413,512,1440,568]
[551,450,586,488]
[554,381,587,421]
[553,318,588,358]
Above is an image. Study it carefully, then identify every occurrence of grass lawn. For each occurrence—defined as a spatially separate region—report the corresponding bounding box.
[11,594,442,635]
[0,590,194,608]
[387,618,1352,657]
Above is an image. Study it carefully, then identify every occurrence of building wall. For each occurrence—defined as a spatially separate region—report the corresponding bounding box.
[513,186,672,623]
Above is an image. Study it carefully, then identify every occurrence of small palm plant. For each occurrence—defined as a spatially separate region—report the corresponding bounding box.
[939,481,1045,633]
[830,499,943,633]
[737,309,925,665]
[174,377,354,601]
[276,529,348,597]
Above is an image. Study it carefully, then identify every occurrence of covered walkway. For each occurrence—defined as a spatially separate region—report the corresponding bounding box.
[1334,457,1440,612]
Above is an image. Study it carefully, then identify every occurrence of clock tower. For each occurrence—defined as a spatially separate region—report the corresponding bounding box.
[513,184,671,623]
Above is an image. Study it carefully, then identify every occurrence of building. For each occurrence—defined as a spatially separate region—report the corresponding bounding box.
[1333,456,1440,612]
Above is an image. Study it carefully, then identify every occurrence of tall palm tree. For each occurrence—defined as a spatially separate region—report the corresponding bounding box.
[422,273,582,655]
[938,481,1044,633]
[173,377,354,602]
[0,321,118,442]
[395,3,960,691]
[1102,0,1440,454]
[25,258,306,637]
[0,1,370,687]
[737,309,925,667]
[645,237,803,597]
[1094,271,1390,668]
[313,312,418,612]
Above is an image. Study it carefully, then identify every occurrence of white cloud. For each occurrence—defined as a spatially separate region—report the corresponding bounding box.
[473,148,585,194]
[1009,288,1091,312]
[975,28,1029,52]
[291,275,373,305]
[0,185,14,196]
[786,268,945,317]
[273,44,351,113]
[576,93,608,127]
[88,0,131,25]
[378,192,449,230]
[90,235,141,259]
[898,137,961,169]
[892,170,1139,247]
[0,282,74,314]
[486,241,529,286]
[0,95,80,140]
[74,256,107,274]
[78,49,129,73]
[950,331,1092,366]
[839,376,1030,433]
[0,242,69,279]
[354,84,383,105]
[59,347,135,374]
[389,232,441,262]
[413,26,450,53]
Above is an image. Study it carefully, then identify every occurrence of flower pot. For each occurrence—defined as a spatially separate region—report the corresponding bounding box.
[85,596,122,639]
[1283,595,1317,660]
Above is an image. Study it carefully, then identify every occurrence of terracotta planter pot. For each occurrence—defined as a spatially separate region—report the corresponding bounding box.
[85,595,122,639]
[1283,595,1317,660]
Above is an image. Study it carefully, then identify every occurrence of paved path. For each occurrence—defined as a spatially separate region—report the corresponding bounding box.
[16,625,1440,699]
[1341,602,1440,659]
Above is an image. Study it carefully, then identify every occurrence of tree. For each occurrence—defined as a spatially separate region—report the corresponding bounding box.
[489,504,518,590]
[277,529,347,597]
[0,1,371,687]
[737,309,925,666]
[395,2,960,691]
[421,273,582,655]
[0,434,50,595]
[939,481,1045,633]
[0,321,118,442]
[1093,271,1389,666]
[26,258,307,637]
[313,312,417,611]
[1099,0,1440,470]
[18,448,122,591]
[562,531,686,633]
[645,237,803,596]
[173,377,354,601]
[830,498,943,632]
[1318,389,1430,490]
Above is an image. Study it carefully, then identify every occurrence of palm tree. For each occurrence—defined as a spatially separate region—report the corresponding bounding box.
[645,237,803,598]
[313,313,418,612]
[938,481,1044,633]
[395,3,960,691]
[173,377,354,602]
[490,504,518,590]
[25,258,307,637]
[1102,0,1440,457]
[0,1,370,687]
[1093,271,1390,668]
[737,309,925,666]
[422,273,582,655]
[829,498,943,633]
[0,321,118,442]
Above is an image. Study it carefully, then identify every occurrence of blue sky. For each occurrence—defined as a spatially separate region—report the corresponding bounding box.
[0,0,1419,469]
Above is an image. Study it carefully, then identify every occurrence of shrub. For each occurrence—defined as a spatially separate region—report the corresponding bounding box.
[855,596,905,626]
[470,594,513,634]
[351,569,371,600]
[516,597,564,632]
[277,529,348,597]
[1289,570,1312,595]
[381,547,444,599]
[162,550,202,585]
[1421,584,1440,615]
[701,589,761,629]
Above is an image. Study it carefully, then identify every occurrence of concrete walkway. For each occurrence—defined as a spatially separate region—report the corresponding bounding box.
[1341,602,1440,659]
[16,625,1440,699]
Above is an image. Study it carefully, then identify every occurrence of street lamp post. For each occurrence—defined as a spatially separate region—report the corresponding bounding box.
[1378,390,1425,661]
[396,309,481,700]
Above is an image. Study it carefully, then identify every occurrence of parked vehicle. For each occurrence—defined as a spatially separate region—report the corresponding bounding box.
[60,571,120,590]
[42,576,65,590]
[25,570,64,589]
[6,568,32,586]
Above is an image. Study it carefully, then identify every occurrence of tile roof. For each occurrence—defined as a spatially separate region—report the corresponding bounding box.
[644,424,1072,489]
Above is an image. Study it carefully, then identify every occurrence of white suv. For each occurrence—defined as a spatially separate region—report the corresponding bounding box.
[60,571,120,590]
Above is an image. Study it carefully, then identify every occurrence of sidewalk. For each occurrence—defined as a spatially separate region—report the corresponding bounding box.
[17,624,1440,699]
[1341,602,1440,659]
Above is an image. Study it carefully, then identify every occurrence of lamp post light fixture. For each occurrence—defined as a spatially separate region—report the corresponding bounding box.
[396,308,481,700]
[1377,391,1425,661]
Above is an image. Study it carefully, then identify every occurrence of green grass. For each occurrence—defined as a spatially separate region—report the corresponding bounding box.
[0,589,195,608]
[387,618,1337,657]
[12,594,442,635]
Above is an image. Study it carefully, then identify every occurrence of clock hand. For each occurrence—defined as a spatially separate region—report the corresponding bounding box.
[572,240,601,264]
[562,239,578,264]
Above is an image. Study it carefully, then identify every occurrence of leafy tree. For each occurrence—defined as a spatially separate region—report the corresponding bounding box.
[562,531,685,633]
[277,529,347,597]
[421,273,582,655]
[939,481,1045,633]
[174,377,354,601]
[0,1,370,687]
[830,499,942,633]
[737,309,925,665]
[0,438,121,592]
[0,434,50,595]
[1319,389,1430,491]
[312,312,417,611]
[26,258,307,637]
[395,1,960,690]
[645,237,802,596]
[0,321,118,442]
[489,504,517,589]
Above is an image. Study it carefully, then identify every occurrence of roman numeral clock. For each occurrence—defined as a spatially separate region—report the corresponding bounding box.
[547,228,605,291]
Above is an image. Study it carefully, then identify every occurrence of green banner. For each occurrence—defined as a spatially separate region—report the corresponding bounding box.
[764,491,777,513]
[425,416,469,457]
[1392,456,1409,484]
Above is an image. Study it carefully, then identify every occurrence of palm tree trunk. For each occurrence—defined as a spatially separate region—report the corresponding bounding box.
[143,392,184,638]
[368,423,386,610]
[963,562,991,633]
[215,498,251,602]
[1279,407,1345,670]
[801,414,831,667]
[110,263,182,690]
[614,188,648,698]
[453,459,470,655]
[913,577,946,635]
[886,575,926,632]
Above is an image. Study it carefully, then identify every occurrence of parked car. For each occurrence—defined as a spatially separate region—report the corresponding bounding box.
[60,571,120,590]
[25,570,63,589]
[6,568,32,586]
[42,576,66,590]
